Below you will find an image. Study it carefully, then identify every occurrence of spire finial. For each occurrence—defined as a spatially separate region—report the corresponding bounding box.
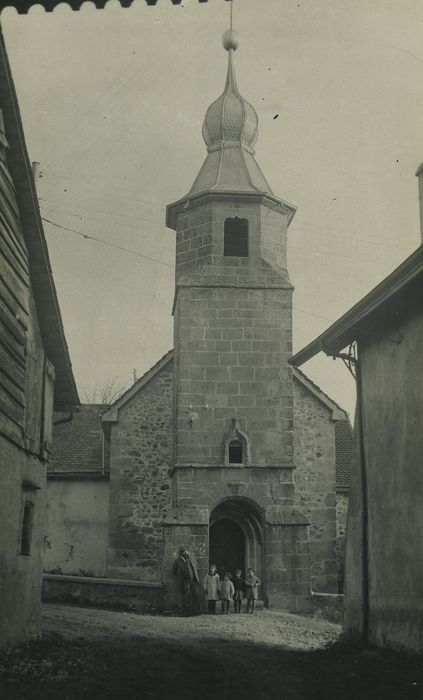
[222,1,239,51]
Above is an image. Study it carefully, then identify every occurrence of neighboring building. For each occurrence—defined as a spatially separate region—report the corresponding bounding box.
[45,32,351,612]
[44,405,109,578]
[0,31,79,648]
[290,192,423,649]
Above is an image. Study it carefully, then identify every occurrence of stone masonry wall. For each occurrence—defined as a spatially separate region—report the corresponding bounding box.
[173,466,295,510]
[293,378,338,593]
[175,206,213,282]
[174,199,293,469]
[108,361,173,583]
[174,285,294,467]
[265,521,312,612]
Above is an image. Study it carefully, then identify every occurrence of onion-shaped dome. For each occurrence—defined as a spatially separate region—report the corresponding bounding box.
[202,33,258,155]
[184,30,273,198]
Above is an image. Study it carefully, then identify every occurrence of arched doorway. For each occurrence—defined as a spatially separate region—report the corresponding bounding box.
[209,498,266,603]
[209,518,245,576]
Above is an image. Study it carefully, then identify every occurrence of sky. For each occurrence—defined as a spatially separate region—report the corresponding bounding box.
[2,0,423,416]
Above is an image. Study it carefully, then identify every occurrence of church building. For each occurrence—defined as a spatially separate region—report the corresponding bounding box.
[44,32,352,612]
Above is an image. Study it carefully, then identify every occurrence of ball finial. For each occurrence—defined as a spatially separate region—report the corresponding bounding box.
[222,29,240,51]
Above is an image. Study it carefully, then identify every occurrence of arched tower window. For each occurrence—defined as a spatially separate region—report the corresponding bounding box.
[229,439,243,464]
[224,217,249,257]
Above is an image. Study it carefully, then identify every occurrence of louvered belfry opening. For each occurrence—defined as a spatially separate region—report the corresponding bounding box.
[224,217,249,257]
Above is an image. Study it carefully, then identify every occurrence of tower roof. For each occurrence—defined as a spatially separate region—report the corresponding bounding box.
[202,37,258,154]
[166,30,297,230]
[188,31,273,198]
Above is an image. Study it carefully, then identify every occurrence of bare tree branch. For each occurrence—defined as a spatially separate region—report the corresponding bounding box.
[81,376,129,404]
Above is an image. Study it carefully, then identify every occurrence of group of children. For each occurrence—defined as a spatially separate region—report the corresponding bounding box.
[203,565,261,614]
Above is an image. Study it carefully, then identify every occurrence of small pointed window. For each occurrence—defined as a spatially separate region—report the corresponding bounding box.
[229,438,243,464]
[224,217,249,257]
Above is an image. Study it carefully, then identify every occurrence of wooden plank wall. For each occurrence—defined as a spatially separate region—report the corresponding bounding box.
[0,124,30,448]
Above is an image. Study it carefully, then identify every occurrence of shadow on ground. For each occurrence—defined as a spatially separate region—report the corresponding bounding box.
[0,608,422,700]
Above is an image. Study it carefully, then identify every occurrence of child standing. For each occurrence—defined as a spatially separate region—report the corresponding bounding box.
[244,568,261,614]
[220,573,235,614]
[203,564,220,614]
[232,569,244,613]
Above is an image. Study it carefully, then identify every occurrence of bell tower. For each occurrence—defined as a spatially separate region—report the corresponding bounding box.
[164,30,311,612]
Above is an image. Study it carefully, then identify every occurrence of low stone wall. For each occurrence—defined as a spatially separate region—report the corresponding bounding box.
[312,591,344,623]
[42,574,163,612]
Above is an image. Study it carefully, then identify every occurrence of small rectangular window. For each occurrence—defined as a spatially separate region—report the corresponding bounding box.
[224,217,249,257]
[20,501,34,556]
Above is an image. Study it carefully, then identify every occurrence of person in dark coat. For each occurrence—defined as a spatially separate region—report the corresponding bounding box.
[172,546,202,616]
[232,568,244,613]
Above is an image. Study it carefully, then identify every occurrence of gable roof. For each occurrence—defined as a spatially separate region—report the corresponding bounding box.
[0,29,79,409]
[102,349,173,431]
[293,367,347,421]
[50,351,352,490]
[49,404,109,477]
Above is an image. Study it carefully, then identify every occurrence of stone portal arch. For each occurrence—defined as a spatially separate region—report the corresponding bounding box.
[209,498,266,604]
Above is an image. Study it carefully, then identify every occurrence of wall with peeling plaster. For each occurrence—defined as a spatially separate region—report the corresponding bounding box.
[44,480,109,577]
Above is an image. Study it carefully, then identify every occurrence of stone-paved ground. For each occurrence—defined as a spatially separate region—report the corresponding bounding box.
[0,604,422,700]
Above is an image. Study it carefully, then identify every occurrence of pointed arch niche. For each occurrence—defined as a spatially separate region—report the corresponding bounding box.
[223,419,251,466]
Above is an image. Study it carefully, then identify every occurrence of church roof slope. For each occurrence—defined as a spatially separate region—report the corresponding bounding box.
[49,404,109,477]
[102,349,174,429]
[293,367,348,421]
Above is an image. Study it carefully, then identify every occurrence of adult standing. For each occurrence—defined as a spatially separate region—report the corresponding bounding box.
[172,546,202,616]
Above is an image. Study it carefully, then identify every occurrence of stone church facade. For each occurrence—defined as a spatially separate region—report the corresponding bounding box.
[100,351,349,609]
[45,32,352,611]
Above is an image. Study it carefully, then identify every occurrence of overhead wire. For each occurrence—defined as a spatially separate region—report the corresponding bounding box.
[41,199,413,267]
[44,213,401,343]
[39,173,414,255]
[41,216,174,268]
[41,214,353,326]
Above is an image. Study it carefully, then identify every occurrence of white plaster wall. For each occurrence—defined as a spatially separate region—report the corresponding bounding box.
[44,480,109,578]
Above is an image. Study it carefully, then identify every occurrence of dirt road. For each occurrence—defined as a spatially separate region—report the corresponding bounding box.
[0,604,421,700]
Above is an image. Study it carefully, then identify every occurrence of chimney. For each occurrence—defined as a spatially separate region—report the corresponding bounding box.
[416,162,423,242]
